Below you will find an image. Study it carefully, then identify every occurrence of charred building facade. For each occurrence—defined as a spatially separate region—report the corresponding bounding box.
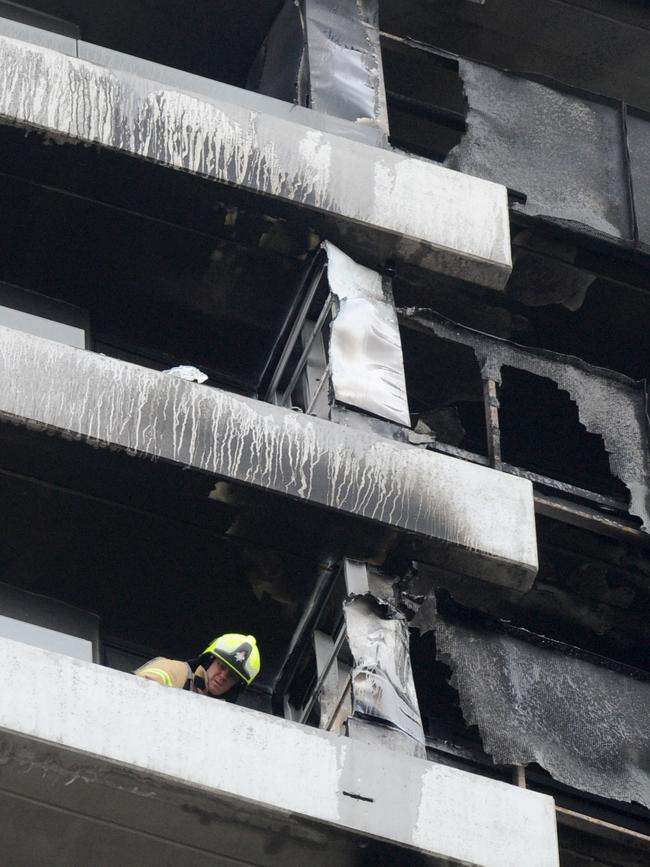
[0,2,648,866]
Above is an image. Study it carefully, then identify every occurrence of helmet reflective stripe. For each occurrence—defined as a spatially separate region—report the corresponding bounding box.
[202,633,261,685]
[139,667,173,686]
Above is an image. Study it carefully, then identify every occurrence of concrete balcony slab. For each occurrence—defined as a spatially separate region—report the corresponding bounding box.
[0,637,559,867]
[0,327,538,589]
[0,30,511,290]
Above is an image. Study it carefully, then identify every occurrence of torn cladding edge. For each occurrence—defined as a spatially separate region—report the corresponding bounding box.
[343,588,426,750]
[400,307,650,532]
[408,592,650,812]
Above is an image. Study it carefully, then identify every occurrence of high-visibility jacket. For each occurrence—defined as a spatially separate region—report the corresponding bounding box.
[135,657,211,694]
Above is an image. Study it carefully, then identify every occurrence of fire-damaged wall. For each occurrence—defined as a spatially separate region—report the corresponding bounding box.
[439,56,650,250]
[401,309,650,531]
[417,599,650,811]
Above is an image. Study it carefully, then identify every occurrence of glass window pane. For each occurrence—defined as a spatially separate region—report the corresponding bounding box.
[0,304,86,348]
[0,613,93,661]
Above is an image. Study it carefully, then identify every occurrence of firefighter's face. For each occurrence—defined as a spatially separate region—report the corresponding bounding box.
[206,658,239,695]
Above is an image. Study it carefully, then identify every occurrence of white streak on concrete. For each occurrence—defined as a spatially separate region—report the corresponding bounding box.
[0,326,538,586]
[0,33,512,288]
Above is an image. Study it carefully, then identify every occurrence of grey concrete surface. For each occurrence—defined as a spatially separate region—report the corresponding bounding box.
[0,637,560,867]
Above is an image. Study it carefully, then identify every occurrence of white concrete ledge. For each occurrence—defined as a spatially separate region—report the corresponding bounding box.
[0,638,559,867]
[0,31,511,289]
[0,326,538,589]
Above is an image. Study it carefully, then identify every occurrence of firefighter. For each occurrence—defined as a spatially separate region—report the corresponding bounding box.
[135,633,260,701]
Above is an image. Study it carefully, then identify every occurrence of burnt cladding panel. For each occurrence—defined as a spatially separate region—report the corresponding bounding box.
[432,611,650,811]
[446,60,632,240]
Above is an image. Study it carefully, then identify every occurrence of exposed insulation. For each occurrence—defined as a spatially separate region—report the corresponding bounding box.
[446,60,632,240]
[429,605,650,810]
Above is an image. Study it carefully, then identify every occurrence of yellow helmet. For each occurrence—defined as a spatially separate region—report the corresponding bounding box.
[202,633,261,686]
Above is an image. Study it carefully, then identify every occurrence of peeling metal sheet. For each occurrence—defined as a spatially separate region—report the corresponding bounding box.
[431,609,650,810]
[0,325,538,588]
[0,31,512,289]
[402,309,650,531]
[78,41,380,148]
[344,595,424,744]
[446,60,632,240]
[325,242,410,426]
[305,0,388,142]
[627,112,650,248]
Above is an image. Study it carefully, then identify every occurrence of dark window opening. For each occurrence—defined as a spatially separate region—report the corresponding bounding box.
[0,580,99,661]
[508,230,650,380]
[382,37,466,163]
[0,281,89,349]
[0,1,283,89]
[401,326,488,456]
[498,366,629,500]
[0,122,311,397]
[410,628,508,779]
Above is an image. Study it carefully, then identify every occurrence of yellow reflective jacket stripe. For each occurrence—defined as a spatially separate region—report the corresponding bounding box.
[134,658,208,692]
[138,667,173,686]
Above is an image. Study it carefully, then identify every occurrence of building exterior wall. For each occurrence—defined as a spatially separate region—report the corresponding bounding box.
[0,5,648,867]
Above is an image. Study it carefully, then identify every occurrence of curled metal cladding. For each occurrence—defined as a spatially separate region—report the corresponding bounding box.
[0,33,512,289]
[429,607,650,810]
[446,60,632,240]
[325,242,410,427]
[627,112,650,248]
[344,595,425,745]
[0,326,538,588]
[305,0,389,142]
[402,309,650,531]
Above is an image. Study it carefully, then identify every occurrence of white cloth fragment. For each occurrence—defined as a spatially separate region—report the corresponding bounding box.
[162,365,208,383]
